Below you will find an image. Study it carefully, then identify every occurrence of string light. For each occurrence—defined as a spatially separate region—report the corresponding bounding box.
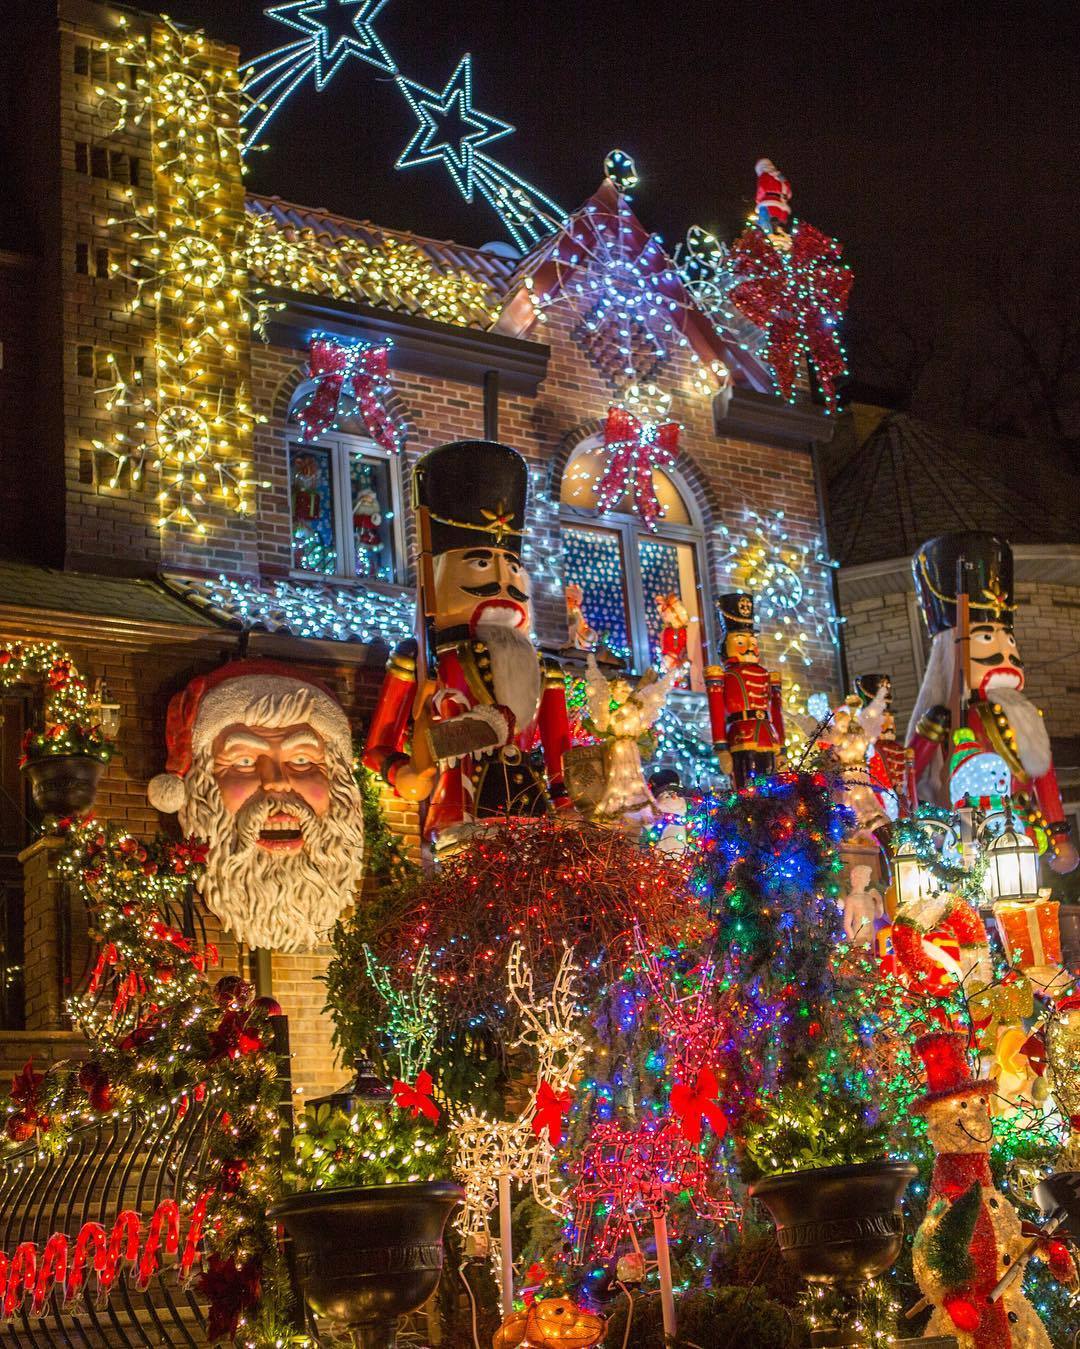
[0,643,114,767]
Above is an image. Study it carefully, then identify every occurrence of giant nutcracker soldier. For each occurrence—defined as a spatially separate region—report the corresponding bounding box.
[705,593,785,788]
[906,531,1078,873]
[363,440,572,845]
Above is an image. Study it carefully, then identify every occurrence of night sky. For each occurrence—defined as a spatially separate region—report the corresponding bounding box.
[167,0,1080,430]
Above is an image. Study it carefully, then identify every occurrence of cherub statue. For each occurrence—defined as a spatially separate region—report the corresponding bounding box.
[585,656,676,824]
[827,691,890,835]
[841,863,884,946]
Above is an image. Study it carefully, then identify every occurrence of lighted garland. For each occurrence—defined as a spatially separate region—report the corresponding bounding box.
[0,642,114,766]
[1,819,294,1347]
[893,806,987,898]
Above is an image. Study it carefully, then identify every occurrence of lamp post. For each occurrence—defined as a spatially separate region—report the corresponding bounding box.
[984,823,1041,903]
[892,837,941,910]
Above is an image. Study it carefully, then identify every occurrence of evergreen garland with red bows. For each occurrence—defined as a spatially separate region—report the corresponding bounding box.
[0,819,293,1346]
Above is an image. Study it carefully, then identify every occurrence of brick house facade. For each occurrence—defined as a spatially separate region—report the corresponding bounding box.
[1,0,843,1098]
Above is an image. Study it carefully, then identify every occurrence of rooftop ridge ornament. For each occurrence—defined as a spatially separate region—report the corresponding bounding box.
[242,0,568,248]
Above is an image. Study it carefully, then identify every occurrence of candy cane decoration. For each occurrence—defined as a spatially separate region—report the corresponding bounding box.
[0,1194,209,1318]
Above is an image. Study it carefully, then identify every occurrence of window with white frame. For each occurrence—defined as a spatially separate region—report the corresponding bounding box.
[559,442,709,690]
[286,391,405,583]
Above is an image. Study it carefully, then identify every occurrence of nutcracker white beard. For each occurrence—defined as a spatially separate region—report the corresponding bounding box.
[476,619,541,730]
[907,630,1052,781]
[180,747,364,952]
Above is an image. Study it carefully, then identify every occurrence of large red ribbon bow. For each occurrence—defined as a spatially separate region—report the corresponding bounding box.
[669,1067,728,1144]
[391,1071,440,1123]
[531,1079,573,1148]
[299,337,401,452]
[599,405,680,531]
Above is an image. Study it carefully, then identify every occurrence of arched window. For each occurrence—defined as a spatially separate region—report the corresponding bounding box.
[559,443,709,690]
[286,384,406,583]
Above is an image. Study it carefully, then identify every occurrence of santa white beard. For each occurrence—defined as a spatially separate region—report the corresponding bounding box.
[476,619,542,730]
[991,685,1053,779]
[180,751,365,953]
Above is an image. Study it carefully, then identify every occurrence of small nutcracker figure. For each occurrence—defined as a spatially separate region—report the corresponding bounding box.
[290,453,321,523]
[363,440,572,847]
[754,157,792,235]
[906,531,1078,873]
[854,672,916,819]
[705,593,785,789]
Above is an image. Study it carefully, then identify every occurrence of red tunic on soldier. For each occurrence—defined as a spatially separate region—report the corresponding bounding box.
[705,593,785,790]
[905,531,1078,874]
[363,440,572,847]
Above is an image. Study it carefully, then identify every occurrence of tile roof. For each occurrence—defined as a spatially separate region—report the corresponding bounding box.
[0,561,216,627]
[823,406,1080,568]
[245,194,515,329]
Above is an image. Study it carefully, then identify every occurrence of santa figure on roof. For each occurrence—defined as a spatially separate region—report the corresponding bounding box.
[905,531,1078,873]
[754,157,792,236]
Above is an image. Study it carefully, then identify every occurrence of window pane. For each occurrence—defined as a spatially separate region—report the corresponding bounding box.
[289,444,337,575]
[562,525,631,661]
[350,454,396,582]
[638,536,705,690]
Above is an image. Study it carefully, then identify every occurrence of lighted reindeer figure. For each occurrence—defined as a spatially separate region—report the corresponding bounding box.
[453,941,585,1315]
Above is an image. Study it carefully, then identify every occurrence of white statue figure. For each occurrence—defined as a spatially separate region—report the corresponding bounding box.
[585,656,677,823]
[147,660,365,952]
[828,691,890,834]
[841,864,884,946]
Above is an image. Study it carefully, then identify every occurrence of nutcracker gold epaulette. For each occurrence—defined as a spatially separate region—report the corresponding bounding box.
[386,638,418,680]
[916,704,950,743]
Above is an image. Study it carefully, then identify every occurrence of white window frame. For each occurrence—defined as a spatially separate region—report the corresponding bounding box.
[559,441,713,676]
[286,428,407,586]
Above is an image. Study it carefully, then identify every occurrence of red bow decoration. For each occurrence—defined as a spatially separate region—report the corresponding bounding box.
[391,1071,440,1123]
[729,221,852,413]
[531,1079,573,1148]
[298,336,402,453]
[669,1067,728,1144]
[10,1061,43,1112]
[599,405,680,531]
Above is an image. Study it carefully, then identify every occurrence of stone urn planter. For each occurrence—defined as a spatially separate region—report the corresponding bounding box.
[270,1180,463,1348]
[21,754,104,817]
[750,1159,917,1346]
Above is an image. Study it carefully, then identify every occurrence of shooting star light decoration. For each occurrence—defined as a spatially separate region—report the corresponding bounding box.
[242,0,567,248]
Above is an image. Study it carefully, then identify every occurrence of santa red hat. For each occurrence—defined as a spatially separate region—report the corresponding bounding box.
[147,660,353,814]
[912,1030,991,1113]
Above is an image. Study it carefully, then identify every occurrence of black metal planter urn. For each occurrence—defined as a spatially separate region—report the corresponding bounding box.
[21,754,104,817]
[270,1181,463,1348]
[750,1159,917,1347]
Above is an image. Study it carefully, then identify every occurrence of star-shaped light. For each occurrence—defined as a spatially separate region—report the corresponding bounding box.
[263,0,395,88]
[397,55,512,202]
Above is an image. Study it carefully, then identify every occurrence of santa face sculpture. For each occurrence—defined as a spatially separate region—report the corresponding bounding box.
[364,440,571,843]
[148,662,365,952]
[907,532,1078,873]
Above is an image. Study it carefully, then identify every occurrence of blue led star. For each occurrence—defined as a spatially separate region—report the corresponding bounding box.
[263,0,395,88]
[396,55,513,202]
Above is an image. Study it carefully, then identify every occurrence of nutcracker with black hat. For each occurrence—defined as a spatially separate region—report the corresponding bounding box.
[854,672,917,821]
[906,531,1078,873]
[363,440,572,845]
[704,593,785,789]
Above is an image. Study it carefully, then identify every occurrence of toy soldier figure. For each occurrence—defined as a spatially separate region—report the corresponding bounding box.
[705,593,785,789]
[906,531,1078,873]
[363,440,572,846]
[854,672,916,820]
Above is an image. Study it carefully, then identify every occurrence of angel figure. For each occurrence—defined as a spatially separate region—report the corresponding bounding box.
[825,691,890,835]
[585,656,676,824]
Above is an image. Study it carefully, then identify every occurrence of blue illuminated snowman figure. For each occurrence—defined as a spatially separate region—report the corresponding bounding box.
[948,728,1012,809]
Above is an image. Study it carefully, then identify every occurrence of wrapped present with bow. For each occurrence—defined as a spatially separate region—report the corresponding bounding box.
[994,897,1063,985]
[967,969,1034,1053]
